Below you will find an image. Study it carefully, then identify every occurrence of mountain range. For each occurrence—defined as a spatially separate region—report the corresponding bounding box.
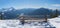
[0,7,60,19]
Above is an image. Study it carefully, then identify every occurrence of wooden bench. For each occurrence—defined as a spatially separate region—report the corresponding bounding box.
[19,15,47,24]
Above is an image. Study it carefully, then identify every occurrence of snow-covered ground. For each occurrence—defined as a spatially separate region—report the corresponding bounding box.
[0,20,55,28]
[0,20,21,28]
[1,16,60,28]
[48,16,60,28]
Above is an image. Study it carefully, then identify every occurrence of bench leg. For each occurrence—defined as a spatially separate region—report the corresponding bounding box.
[21,20,25,25]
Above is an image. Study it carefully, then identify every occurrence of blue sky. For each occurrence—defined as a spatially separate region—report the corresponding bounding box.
[0,0,60,9]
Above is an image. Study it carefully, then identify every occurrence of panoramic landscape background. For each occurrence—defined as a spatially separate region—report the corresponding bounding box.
[0,7,60,19]
[0,0,60,19]
[0,0,60,28]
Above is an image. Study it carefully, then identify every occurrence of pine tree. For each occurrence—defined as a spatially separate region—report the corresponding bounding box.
[50,9,59,18]
[54,9,59,17]
[0,12,4,20]
[50,10,54,18]
[0,12,2,19]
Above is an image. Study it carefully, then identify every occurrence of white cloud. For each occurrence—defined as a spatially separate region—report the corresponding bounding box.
[51,4,60,7]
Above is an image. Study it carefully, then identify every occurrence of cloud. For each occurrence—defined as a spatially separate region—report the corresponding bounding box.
[51,4,60,7]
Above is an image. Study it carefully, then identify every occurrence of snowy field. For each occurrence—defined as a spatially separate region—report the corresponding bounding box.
[0,20,55,28]
[1,16,60,28]
[48,16,60,28]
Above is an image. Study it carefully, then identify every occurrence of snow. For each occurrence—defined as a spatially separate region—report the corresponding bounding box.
[48,16,60,28]
[1,16,60,28]
[0,20,22,28]
[0,20,55,28]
